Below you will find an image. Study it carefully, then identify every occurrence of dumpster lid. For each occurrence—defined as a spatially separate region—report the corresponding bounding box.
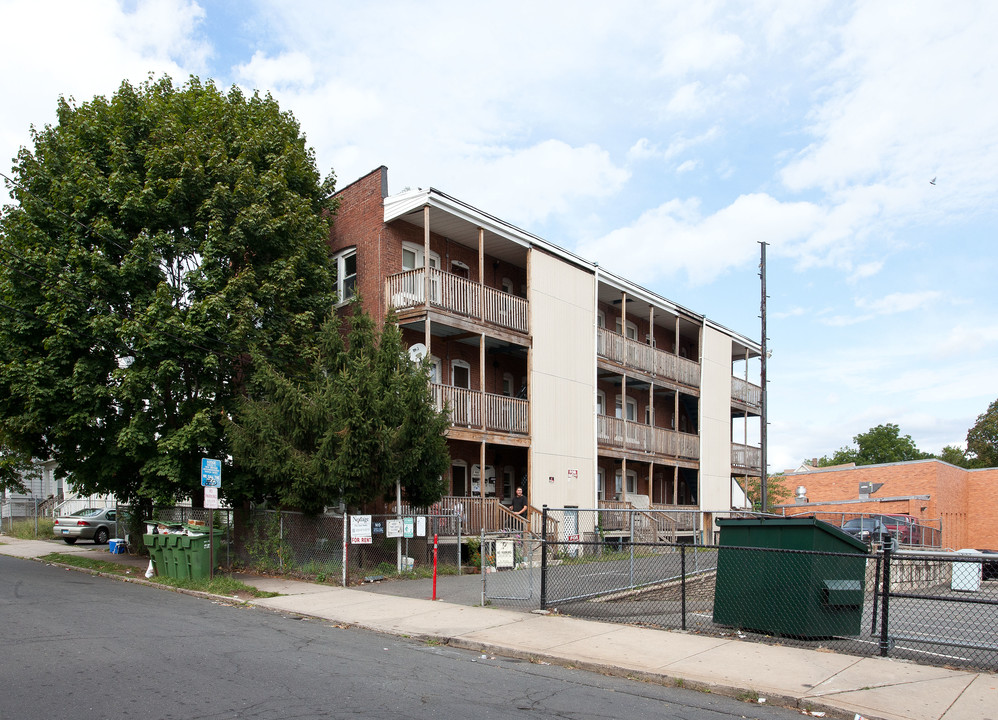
[716,516,869,552]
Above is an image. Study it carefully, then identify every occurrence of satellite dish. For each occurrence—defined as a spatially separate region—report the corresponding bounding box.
[408,343,427,362]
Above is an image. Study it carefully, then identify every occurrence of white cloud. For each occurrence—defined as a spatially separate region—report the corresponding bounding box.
[856,291,943,315]
[676,160,700,174]
[580,193,823,286]
[235,51,316,90]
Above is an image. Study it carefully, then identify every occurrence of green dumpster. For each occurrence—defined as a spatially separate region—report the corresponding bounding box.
[185,531,223,579]
[166,534,189,580]
[712,517,869,638]
[142,533,168,577]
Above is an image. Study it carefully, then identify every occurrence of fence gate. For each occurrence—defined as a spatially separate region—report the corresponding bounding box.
[481,530,543,608]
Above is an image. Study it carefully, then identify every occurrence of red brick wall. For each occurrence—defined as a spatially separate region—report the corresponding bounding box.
[329,167,388,321]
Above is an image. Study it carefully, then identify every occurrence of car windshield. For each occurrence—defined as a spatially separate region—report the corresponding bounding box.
[844,519,876,528]
[70,508,102,517]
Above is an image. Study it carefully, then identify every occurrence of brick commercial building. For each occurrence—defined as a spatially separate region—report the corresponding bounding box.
[328,167,763,539]
[778,459,998,550]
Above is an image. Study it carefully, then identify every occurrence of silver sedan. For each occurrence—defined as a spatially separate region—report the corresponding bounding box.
[52,508,127,545]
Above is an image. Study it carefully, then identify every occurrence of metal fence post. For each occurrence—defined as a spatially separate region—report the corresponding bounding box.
[879,544,892,657]
[629,510,635,588]
[870,553,882,636]
[680,543,687,631]
[540,505,548,610]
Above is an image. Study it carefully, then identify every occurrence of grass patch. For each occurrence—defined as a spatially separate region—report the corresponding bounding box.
[41,553,278,598]
[5,518,55,540]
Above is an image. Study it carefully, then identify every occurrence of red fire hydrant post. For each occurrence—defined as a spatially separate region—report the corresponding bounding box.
[432,534,439,600]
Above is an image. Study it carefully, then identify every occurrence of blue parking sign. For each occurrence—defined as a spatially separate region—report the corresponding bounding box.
[201,458,222,487]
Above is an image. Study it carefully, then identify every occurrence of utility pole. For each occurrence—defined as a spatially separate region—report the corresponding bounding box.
[759,242,769,512]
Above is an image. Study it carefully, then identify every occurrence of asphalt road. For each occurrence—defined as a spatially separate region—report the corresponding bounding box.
[0,554,805,720]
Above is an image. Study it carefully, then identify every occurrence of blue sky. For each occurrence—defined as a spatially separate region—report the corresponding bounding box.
[2,0,996,472]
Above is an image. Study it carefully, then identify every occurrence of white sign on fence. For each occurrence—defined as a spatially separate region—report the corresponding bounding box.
[386,518,403,538]
[350,515,372,544]
[416,516,426,537]
[496,539,515,569]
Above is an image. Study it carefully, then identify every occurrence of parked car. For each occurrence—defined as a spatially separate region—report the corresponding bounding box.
[841,517,890,545]
[877,514,922,545]
[52,508,127,545]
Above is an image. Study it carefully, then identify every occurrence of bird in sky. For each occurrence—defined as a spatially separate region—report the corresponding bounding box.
[929,177,937,185]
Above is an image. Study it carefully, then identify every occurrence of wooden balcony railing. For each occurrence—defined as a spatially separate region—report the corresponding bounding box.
[597,327,700,387]
[596,500,700,539]
[597,415,699,460]
[432,384,528,435]
[731,377,762,408]
[731,442,762,471]
[395,495,558,537]
[386,268,528,334]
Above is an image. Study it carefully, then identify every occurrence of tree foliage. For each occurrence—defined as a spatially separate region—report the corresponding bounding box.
[0,76,337,505]
[966,398,998,468]
[745,472,792,511]
[227,305,450,513]
[816,423,931,467]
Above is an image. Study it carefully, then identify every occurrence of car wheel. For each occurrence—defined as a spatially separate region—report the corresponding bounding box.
[94,528,109,544]
[63,537,77,545]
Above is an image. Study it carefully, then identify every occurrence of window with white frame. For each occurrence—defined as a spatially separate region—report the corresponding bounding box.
[615,318,638,340]
[451,359,471,389]
[334,248,357,303]
[597,467,605,501]
[596,390,606,416]
[502,372,514,397]
[615,395,637,421]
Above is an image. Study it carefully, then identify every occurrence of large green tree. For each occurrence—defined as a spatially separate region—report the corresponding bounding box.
[816,423,931,467]
[0,76,337,505]
[966,398,998,468]
[227,305,450,513]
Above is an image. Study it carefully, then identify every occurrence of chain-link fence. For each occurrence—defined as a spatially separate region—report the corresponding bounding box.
[480,530,545,611]
[780,510,943,548]
[1,498,47,536]
[231,509,466,585]
[540,508,998,672]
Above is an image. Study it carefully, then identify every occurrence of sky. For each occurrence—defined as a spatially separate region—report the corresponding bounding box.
[1,0,996,473]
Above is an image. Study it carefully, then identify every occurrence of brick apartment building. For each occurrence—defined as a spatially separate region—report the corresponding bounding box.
[778,459,998,550]
[328,166,763,539]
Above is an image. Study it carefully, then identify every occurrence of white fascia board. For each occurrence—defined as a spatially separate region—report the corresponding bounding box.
[705,318,761,353]
[597,269,702,322]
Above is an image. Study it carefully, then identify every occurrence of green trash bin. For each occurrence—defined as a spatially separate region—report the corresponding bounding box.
[712,517,869,638]
[166,534,190,580]
[186,531,223,579]
[142,533,168,577]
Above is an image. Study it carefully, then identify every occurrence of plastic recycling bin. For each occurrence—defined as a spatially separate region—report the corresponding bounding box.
[713,517,870,638]
[952,549,982,592]
[185,531,223,579]
[142,534,168,577]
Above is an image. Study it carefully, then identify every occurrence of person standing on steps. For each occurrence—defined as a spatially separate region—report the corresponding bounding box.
[511,486,527,531]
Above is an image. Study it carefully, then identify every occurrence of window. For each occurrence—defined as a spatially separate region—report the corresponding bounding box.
[615,395,637,421]
[597,467,605,501]
[401,242,440,302]
[615,469,637,497]
[615,318,638,340]
[597,311,605,329]
[502,466,515,501]
[334,248,357,303]
[428,355,441,384]
[502,372,514,397]
[451,260,469,279]
[452,359,471,389]
[596,390,606,416]
[502,277,514,294]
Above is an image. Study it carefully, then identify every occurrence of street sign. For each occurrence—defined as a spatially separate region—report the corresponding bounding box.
[204,486,219,509]
[201,458,222,487]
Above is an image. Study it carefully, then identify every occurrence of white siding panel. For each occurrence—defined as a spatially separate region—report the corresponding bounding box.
[700,325,733,512]
[528,251,596,510]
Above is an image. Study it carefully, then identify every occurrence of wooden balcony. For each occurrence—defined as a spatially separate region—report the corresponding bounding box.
[731,442,762,472]
[386,268,528,334]
[432,383,529,435]
[597,415,699,460]
[731,377,762,411]
[395,495,557,537]
[597,500,700,541]
[597,327,700,388]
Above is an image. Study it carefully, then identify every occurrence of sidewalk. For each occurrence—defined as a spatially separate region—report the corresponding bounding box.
[2,536,994,720]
